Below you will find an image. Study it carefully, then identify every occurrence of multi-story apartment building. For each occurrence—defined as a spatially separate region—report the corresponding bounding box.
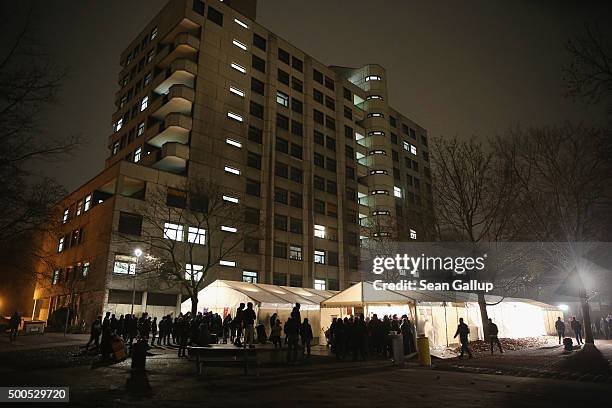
[32,0,432,325]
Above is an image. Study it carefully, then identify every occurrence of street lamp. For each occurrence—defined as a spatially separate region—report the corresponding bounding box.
[130,248,143,315]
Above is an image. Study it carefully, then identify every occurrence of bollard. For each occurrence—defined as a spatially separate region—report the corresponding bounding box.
[417,335,431,366]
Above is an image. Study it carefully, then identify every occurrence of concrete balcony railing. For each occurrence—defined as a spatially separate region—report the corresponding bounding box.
[153,58,197,95]
[152,142,189,174]
[151,84,194,119]
[158,33,200,69]
[147,112,192,148]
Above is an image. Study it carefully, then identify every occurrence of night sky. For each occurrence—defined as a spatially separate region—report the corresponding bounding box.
[3,0,611,193]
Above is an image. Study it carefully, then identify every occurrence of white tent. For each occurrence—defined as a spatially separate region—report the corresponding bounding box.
[181,280,337,341]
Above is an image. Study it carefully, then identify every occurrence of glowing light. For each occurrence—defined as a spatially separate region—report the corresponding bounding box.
[558,304,569,311]
[134,248,143,257]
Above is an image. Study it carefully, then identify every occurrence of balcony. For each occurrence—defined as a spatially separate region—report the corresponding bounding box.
[147,113,192,148]
[158,33,200,69]
[151,84,194,119]
[152,142,189,174]
[357,163,369,178]
[153,58,197,95]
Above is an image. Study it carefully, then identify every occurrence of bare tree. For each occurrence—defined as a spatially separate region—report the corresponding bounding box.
[117,178,260,315]
[493,123,612,343]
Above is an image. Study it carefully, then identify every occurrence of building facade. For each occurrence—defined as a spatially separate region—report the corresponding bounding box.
[32,0,432,325]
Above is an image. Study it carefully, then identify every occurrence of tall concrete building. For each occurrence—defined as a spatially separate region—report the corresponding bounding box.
[32,0,432,324]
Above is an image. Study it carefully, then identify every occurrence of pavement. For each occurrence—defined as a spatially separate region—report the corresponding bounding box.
[0,331,90,351]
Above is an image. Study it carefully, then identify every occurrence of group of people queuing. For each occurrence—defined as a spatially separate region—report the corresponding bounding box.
[326,314,417,361]
[594,315,612,340]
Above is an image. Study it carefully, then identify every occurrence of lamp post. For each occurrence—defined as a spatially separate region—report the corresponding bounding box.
[131,248,143,315]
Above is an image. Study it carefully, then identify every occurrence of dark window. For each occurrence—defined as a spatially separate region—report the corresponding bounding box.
[274,214,287,231]
[248,126,263,144]
[274,241,287,258]
[276,113,289,130]
[278,48,290,64]
[314,152,324,167]
[328,278,339,291]
[402,124,410,134]
[314,130,324,145]
[348,255,359,269]
[343,87,352,101]
[313,89,323,103]
[251,77,264,95]
[344,125,353,139]
[275,161,288,178]
[391,133,398,144]
[346,187,356,202]
[207,6,223,26]
[344,106,352,120]
[314,175,325,191]
[290,192,302,208]
[313,69,323,84]
[167,188,186,208]
[313,109,324,124]
[346,166,355,180]
[290,143,303,159]
[193,0,205,15]
[326,180,337,194]
[290,217,303,234]
[345,144,354,159]
[291,56,303,72]
[250,101,264,119]
[325,116,335,130]
[252,55,265,73]
[277,69,289,85]
[274,187,288,204]
[290,167,303,183]
[325,136,336,151]
[314,199,325,214]
[273,273,286,286]
[291,120,303,136]
[291,98,303,114]
[291,77,303,93]
[290,274,303,287]
[276,137,289,153]
[390,116,397,127]
[326,157,337,172]
[410,128,416,139]
[324,76,335,90]
[253,33,266,51]
[245,207,260,224]
[247,151,262,169]
[118,212,142,235]
[328,251,339,266]
[246,179,261,196]
[244,237,260,254]
[392,150,399,162]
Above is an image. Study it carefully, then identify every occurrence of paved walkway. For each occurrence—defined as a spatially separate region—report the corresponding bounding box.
[0,332,89,351]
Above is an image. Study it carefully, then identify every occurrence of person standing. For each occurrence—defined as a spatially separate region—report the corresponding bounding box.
[454,318,473,359]
[150,317,158,346]
[488,318,503,354]
[570,317,583,345]
[400,317,415,354]
[300,318,314,356]
[85,315,102,351]
[243,302,257,348]
[9,311,21,342]
[555,317,566,344]
[285,317,299,363]
[233,303,245,347]
[271,320,282,349]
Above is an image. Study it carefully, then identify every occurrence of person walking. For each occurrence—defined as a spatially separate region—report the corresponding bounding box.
[570,317,583,345]
[85,315,102,351]
[487,318,503,354]
[454,318,473,359]
[9,311,21,342]
[555,317,566,344]
[243,302,257,348]
[300,318,314,356]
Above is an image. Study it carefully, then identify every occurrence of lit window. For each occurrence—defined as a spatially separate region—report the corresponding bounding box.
[113,254,137,275]
[221,225,237,233]
[140,96,149,111]
[394,186,403,198]
[369,131,385,136]
[230,62,246,74]
[289,245,303,261]
[410,229,417,240]
[371,189,389,195]
[314,250,326,264]
[370,169,388,175]
[62,209,69,224]
[224,166,240,175]
[411,145,417,155]
[188,227,206,245]
[163,222,184,241]
[367,113,384,118]
[137,122,145,136]
[234,18,249,29]
[314,224,326,239]
[84,195,92,212]
[232,39,247,51]
[52,270,60,285]
[146,49,155,63]
[229,86,245,97]
[220,260,236,267]
[365,75,382,81]
[314,279,326,290]
[242,270,258,283]
[185,263,204,281]
[276,91,289,107]
[365,95,383,101]
[227,112,243,122]
[222,195,239,203]
[143,72,152,86]
[57,237,65,253]
[82,262,90,277]
[76,200,83,216]
[226,138,242,148]
[115,118,123,132]
[134,147,142,162]
[150,27,158,40]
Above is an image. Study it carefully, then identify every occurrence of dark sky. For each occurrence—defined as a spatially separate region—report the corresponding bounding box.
[3,0,611,192]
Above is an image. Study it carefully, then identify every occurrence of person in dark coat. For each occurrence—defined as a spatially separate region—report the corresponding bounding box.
[333,318,346,360]
[177,316,190,357]
[285,317,300,363]
[401,317,416,354]
[9,311,21,342]
[300,318,314,356]
[150,317,158,346]
[123,314,131,341]
[243,302,257,348]
[100,312,112,360]
[555,317,565,344]
[454,318,473,359]
[222,314,232,344]
[233,303,245,347]
[85,315,102,351]
[117,315,125,338]
[488,318,503,354]
[570,317,583,345]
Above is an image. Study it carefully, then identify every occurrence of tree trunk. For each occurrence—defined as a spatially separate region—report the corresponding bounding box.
[190,294,198,316]
[580,287,594,344]
[478,292,489,339]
